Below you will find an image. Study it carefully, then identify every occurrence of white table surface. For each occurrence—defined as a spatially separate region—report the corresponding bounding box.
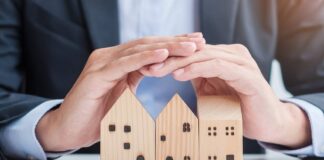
[57,154,299,160]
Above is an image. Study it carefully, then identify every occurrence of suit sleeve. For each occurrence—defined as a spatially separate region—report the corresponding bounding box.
[0,0,49,125]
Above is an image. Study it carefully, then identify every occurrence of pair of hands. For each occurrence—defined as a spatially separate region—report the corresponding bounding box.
[36,33,311,152]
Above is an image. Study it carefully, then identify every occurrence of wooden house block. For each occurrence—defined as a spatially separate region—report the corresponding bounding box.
[100,88,155,160]
[198,96,243,160]
[156,94,199,160]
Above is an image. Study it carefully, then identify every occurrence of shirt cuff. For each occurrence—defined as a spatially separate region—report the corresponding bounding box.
[259,98,324,157]
[0,99,64,159]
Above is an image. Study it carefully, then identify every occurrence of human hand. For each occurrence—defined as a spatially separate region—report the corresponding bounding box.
[36,33,206,151]
[143,44,311,148]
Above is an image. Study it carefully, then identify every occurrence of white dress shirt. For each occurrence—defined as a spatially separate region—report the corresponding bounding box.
[1,0,324,159]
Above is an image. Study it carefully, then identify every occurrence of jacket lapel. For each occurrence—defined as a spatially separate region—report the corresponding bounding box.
[80,0,119,49]
[200,0,240,44]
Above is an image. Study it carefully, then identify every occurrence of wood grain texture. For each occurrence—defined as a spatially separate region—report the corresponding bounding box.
[100,88,155,160]
[156,94,199,160]
[198,96,243,160]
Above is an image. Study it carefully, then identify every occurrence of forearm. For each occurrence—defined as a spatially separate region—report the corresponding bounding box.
[36,107,72,152]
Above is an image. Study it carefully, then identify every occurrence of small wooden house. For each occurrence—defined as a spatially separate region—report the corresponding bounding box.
[198,96,243,160]
[155,94,199,160]
[101,88,155,160]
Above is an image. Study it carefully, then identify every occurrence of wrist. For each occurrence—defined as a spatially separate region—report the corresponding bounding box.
[272,102,311,148]
[36,108,74,152]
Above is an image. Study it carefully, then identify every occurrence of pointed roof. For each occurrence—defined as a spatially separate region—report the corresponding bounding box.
[156,93,197,121]
[101,88,154,125]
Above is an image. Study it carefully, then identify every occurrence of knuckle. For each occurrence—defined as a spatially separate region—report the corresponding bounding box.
[89,48,113,61]
[125,45,142,54]
[89,49,103,60]
[233,44,250,55]
[233,43,246,50]
[82,70,101,82]
[137,37,152,44]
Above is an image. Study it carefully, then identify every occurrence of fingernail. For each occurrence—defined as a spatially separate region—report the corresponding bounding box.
[150,63,164,70]
[180,42,197,51]
[154,49,168,56]
[173,68,184,76]
[188,32,203,38]
[201,38,206,44]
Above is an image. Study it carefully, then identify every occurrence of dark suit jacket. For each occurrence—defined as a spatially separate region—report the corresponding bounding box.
[0,0,324,158]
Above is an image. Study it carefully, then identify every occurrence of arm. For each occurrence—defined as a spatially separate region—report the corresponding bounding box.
[0,0,66,158]
[0,0,48,125]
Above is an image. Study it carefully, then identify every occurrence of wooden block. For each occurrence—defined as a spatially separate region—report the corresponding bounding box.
[101,88,155,160]
[156,94,199,160]
[198,96,243,160]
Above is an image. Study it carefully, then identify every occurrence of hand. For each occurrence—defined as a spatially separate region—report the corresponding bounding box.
[143,44,311,148]
[36,33,206,151]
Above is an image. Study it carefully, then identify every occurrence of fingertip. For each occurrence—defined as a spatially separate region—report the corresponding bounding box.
[154,49,169,60]
[139,66,148,73]
[180,42,197,52]
[188,32,203,38]
[173,74,189,82]
[173,68,185,76]
[149,63,164,71]
[188,38,206,51]
[139,67,154,77]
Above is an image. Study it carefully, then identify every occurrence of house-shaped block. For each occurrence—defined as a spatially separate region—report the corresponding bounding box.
[100,88,155,160]
[198,96,243,160]
[155,94,199,160]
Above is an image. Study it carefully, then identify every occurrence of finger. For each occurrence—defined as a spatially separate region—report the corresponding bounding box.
[139,65,154,77]
[101,49,169,81]
[175,32,205,50]
[213,44,252,58]
[172,59,258,95]
[172,59,242,81]
[143,47,249,77]
[117,36,205,52]
[120,41,203,58]
[127,71,144,93]
[176,32,203,38]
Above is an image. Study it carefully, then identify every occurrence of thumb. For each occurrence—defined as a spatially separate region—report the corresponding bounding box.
[128,71,144,93]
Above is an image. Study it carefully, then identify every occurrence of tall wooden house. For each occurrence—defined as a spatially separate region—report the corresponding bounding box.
[198,96,243,160]
[155,94,199,160]
[100,88,155,160]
